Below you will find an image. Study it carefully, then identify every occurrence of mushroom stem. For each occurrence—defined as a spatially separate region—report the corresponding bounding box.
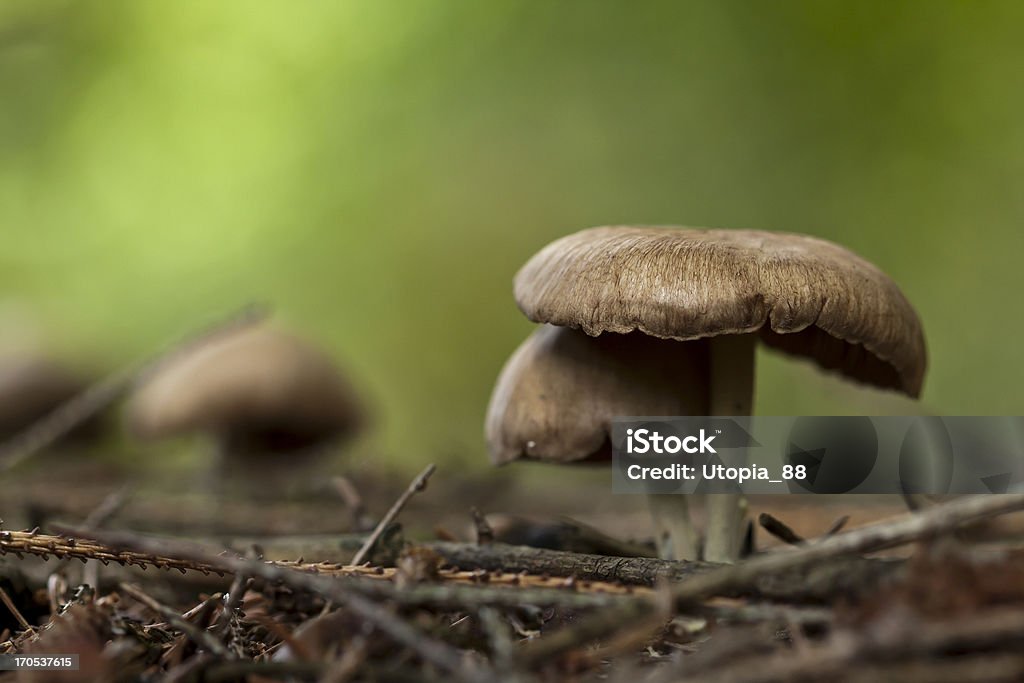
[207,435,230,500]
[649,494,700,560]
[703,333,756,563]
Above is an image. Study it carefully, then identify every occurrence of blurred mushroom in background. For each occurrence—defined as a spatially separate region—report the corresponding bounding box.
[0,354,99,446]
[125,324,366,497]
[0,305,103,452]
[489,226,927,562]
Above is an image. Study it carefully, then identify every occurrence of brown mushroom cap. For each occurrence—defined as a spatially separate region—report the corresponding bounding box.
[515,226,927,397]
[486,324,709,464]
[127,326,364,452]
[0,356,89,440]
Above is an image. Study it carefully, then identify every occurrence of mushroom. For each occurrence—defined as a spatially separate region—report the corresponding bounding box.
[126,325,365,491]
[487,226,926,561]
[487,325,712,559]
[0,355,96,444]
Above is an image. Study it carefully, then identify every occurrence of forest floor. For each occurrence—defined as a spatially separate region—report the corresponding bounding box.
[2,458,1022,682]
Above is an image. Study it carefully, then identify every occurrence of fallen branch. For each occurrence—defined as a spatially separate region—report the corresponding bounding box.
[430,541,715,584]
[427,542,895,603]
[4,528,893,604]
[3,528,646,604]
[0,529,227,575]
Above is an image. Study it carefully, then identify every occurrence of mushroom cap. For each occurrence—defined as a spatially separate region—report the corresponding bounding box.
[0,356,89,439]
[515,226,927,397]
[127,326,364,450]
[486,324,709,464]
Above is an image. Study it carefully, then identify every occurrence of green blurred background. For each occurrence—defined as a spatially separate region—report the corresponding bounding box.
[2,1,1022,473]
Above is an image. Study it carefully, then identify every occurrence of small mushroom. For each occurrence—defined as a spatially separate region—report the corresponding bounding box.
[488,324,710,465]
[488,226,927,561]
[487,325,711,559]
[126,325,365,491]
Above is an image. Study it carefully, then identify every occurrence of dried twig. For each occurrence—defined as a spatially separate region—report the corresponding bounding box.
[321,637,368,683]
[213,546,256,639]
[699,599,833,626]
[121,582,232,658]
[477,607,514,669]
[351,463,435,566]
[1,529,227,575]
[330,476,374,532]
[757,513,804,546]
[81,487,132,528]
[471,508,494,545]
[0,585,32,632]
[0,304,269,471]
[759,512,849,548]
[520,597,670,668]
[824,515,850,537]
